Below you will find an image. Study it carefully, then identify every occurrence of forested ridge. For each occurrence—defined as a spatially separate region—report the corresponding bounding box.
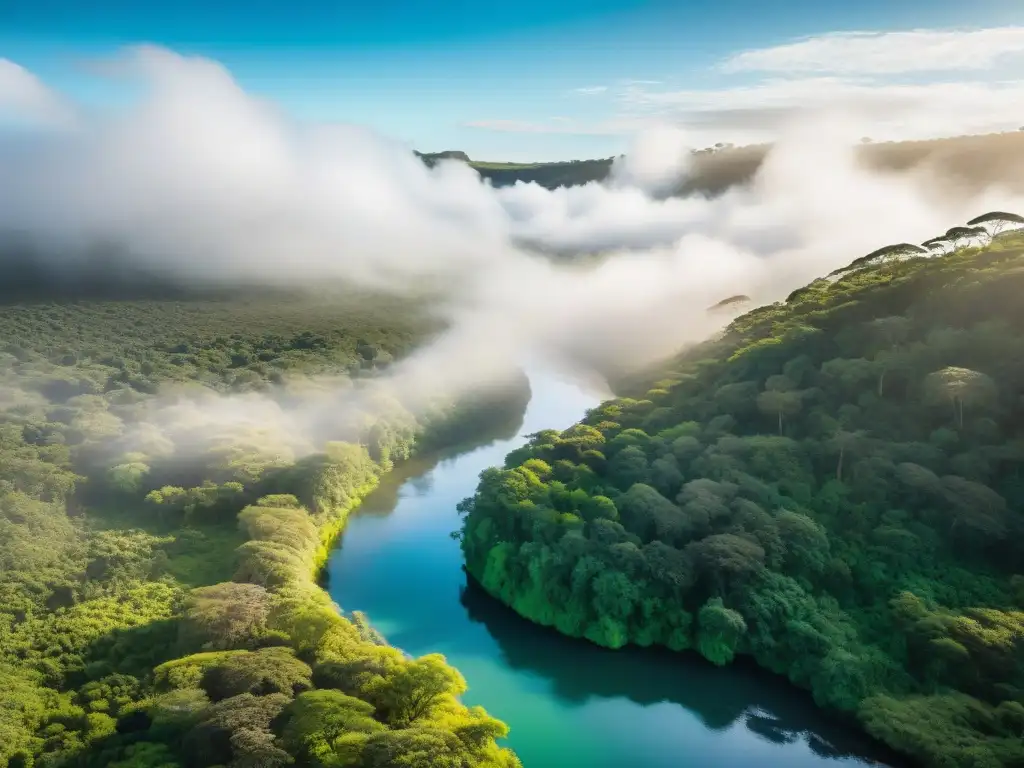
[0,292,527,768]
[417,130,1024,197]
[459,219,1024,767]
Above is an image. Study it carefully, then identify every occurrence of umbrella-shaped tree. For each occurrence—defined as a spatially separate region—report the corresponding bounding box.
[827,243,927,277]
[708,294,751,313]
[966,211,1024,238]
[921,236,950,254]
[924,366,996,428]
[944,226,988,250]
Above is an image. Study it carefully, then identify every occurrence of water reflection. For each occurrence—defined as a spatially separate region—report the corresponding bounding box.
[459,578,899,766]
[361,401,525,518]
[326,369,901,768]
[319,394,526,593]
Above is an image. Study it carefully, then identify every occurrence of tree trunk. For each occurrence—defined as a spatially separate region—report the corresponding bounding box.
[836,446,844,482]
[878,368,886,397]
[778,410,783,435]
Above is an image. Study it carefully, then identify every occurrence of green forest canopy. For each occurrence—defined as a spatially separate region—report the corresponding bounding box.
[459,221,1024,768]
[0,291,526,768]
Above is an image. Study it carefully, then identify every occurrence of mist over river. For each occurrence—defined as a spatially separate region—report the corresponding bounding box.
[324,368,895,768]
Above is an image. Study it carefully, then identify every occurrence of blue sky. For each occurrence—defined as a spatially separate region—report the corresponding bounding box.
[1,0,1022,161]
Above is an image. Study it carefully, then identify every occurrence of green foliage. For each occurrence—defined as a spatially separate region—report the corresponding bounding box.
[696,598,747,666]
[179,583,273,651]
[460,228,1024,767]
[359,654,467,728]
[200,647,312,701]
[278,689,384,764]
[0,291,524,768]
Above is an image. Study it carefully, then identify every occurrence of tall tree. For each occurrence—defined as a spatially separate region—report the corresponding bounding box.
[966,211,1024,238]
[924,367,996,428]
[827,429,867,482]
[868,316,911,396]
[757,375,803,435]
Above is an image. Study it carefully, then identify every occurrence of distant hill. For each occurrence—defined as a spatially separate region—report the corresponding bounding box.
[417,130,1024,196]
[460,222,1024,768]
[675,130,1024,198]
[414,149,614,186]
[474,158,615,189]
[414,150,471,167]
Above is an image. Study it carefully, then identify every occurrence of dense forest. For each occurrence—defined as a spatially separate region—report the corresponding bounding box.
[0,290,527,768]
[459,217,1024,767]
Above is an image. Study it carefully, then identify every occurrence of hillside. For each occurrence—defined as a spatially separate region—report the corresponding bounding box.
[414,150,472,167]
[458,217,1024,767]
[422,130,1024,196]
[0,290,525,768]
[475,159,615,189]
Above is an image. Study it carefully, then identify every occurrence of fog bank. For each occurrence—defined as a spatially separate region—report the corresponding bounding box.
[2,46,1022,444]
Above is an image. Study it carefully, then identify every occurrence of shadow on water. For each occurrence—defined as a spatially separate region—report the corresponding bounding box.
[459,577,905,766]
[318,392,527,592]
[325,370,907,768]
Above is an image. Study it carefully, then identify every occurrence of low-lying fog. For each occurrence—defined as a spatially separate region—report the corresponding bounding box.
[1,46,1022,456]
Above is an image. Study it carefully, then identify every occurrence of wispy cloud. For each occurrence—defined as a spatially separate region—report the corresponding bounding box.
[469,26,1024,146]
[721,27,1024,75]
[465,119,564,134]
[617,78,1024,138]
[469,76,1024,144]
[464,117,645,136]
[3,44,1022,397]
[0,59,77,126]
[569,81,662,97]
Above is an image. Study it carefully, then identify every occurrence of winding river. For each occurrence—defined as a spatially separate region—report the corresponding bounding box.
[324,369,895,768]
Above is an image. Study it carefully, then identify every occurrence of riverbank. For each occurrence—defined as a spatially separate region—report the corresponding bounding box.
[4,368,532,767]
[457,237,1024,768]
[158,370,535,767]
[325,369,892,768]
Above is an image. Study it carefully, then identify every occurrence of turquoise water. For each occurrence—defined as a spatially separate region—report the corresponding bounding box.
[324,371,894,768]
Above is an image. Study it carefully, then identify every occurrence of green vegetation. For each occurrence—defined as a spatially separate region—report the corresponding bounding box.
[413,150,472,167]
[416,130,1024,197]
[0,291,525,767]
[459,220,1024,767]
[473,159,614,189]
[467,162,541,171]
[413,148,612,187]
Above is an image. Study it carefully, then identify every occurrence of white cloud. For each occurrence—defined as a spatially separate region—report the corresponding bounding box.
[1,46,512,293]
[614,77,1024,145]
[472,26,1024,146]
[608,125,693,196]
[573,85,608,95]
[465,118,556,133]
[2,44,1022,418]
[468,72,1024,146]
[721,27,1024,75]
[464,116,645,136]
[0,58,76,126]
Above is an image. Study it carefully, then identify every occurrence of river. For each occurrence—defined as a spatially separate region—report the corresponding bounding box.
[324,368,895,768]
